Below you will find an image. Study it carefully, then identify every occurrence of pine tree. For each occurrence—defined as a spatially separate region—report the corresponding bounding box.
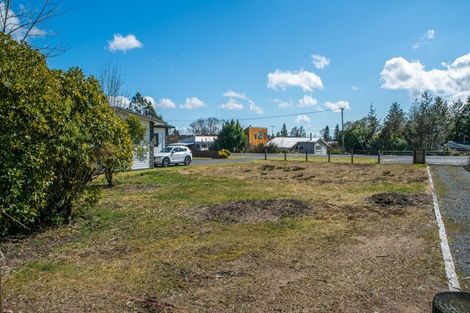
[280,123,288,136]
[379,102,406,150]
[129,92,160,119]
[323,125,330,141]
[333,124,340,141]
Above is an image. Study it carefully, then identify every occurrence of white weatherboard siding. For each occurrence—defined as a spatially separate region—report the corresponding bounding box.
[132,120,151,170]
[154,128,166,154]
[315,143,328,155]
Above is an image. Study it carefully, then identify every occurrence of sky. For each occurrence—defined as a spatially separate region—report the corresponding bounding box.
[12,0,470,135]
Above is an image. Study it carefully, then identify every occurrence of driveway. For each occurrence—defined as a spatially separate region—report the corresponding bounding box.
[431,165,470,291]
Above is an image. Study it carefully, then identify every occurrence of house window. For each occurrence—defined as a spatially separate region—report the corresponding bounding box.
[315,145,322,151]
[257,132,262,139]
[298,145,304,150]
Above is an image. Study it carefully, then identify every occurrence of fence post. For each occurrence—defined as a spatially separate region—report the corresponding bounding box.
[378,150,381,164]
[264,149,267,160]
[305,150,308,162]
[284,150,287,161]
[351,150,354,164]
[328,151,331,163]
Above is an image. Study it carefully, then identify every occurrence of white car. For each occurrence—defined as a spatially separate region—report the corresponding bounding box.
[155,146,192,167]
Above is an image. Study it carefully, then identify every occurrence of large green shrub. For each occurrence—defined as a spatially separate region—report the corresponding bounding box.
[0,33,132,234]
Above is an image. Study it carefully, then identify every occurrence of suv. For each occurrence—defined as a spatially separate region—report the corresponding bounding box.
[155,146,192,167]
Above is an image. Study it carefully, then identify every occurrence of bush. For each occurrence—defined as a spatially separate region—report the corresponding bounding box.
[218,149,231,159]
[0,33,132,234]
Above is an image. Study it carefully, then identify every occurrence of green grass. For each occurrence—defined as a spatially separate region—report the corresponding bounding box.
[3,161,442,312]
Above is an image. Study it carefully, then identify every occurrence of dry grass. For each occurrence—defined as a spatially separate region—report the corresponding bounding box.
[2,161,445,312]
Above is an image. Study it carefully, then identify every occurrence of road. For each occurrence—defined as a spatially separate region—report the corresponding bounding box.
[191,153,469,166]
[431,165,470,291]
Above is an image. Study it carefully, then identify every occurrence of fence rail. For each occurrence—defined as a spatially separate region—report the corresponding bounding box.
[259,150,469,166]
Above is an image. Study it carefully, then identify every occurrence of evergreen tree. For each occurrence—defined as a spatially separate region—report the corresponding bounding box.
[280,123,288,136]
[333,124,340,141]
[449,98,470,143]
[323,125,330,141]
[365,104,380,150]
[299,126,306,137]
[129,92,161,119]
[214,119,247,152]
[379,102,407,150]
[290,126,299,137]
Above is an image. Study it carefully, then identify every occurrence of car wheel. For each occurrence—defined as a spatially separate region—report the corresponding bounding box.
[162,157,170,167]
[184,156,191,166]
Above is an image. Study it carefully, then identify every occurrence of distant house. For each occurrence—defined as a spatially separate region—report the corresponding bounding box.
[113,107,173,170]
[245,127,268,146]
[171,135,218,151]
[268,136,329,155]
[446,141,470,152]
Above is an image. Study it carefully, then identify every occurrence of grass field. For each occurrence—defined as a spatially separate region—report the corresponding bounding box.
[2,161,446,312]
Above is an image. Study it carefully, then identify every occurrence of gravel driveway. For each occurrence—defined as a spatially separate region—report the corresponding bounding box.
[431,165,470,290]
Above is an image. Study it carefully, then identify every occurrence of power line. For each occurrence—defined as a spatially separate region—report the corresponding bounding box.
[166,108,338,122]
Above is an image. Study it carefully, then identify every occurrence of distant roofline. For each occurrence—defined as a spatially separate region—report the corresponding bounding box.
[112,107,174,128]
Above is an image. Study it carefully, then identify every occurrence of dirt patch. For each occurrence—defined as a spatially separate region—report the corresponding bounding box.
[200,199,312,223]
[260,164,275,171]
[368,192,429,207]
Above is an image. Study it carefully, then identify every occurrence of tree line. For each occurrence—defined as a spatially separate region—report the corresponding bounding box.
[324,92,470,152]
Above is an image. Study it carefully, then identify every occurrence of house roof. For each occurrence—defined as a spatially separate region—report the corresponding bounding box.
[112,107,174,128]
[446,141,470,151]
[268,137,328,149]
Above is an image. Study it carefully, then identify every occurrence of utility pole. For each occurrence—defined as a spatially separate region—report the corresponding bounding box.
[341,107,345,153]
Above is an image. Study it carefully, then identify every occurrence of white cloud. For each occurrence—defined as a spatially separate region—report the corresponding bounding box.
[248,100,263,114]
[413,29,436,49]
[380,53,470,100]
[426,29,435,40]
[0,3,47,41]
[108,95,130,108]
[180,97,206,109]
[297,95,318,107]
[295,114,311,124]
[223,90,247,100]
[220,99,244,110]
[143,96,155,105]
[273,98,292,109]
[157,98,176,109]
[108,33,143,52]
[311,54,331,69]
[267,69,323,92]
[351,85,360,91]
[325,100,350,112]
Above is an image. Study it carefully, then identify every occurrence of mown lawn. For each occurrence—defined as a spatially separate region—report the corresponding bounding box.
[2,161,446,312]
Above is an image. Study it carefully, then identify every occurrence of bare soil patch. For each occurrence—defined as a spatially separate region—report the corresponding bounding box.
[200,199,312,223]
[369,192,429,207]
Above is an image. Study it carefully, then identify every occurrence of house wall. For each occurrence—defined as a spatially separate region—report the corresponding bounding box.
[295,141,328,155]
[153,128,166,154]
[245,127,268,146]
[132,119,151,170]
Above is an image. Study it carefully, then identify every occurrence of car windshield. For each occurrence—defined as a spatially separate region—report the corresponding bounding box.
[161,147,174,153]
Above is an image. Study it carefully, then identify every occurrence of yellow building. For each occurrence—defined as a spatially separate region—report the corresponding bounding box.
[245,127,268,146]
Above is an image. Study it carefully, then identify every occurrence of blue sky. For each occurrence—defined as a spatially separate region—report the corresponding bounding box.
[28,1,470,134]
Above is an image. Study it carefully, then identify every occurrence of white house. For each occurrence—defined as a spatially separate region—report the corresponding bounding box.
[113,107,173,170]
[268,136,329,155]
[172,135,218,151]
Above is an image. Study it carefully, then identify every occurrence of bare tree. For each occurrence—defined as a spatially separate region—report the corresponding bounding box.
[1,0,65,57]
[98,62,126,107]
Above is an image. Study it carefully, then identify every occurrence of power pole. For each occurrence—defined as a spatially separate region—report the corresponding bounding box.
[341,107,345,153]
